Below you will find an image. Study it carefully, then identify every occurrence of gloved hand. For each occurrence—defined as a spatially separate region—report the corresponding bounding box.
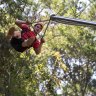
[41,38,45,43]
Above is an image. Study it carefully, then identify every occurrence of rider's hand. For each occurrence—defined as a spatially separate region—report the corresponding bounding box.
[41,38,45,43]
[26,20,31,25]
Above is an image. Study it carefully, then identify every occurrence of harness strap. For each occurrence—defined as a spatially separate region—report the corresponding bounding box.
[42,18,51,38]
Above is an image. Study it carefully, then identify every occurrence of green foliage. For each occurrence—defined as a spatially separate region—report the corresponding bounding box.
[0,0,96,96]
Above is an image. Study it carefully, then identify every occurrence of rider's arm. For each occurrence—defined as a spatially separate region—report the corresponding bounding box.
[15,19,30,28]
[33,38,45,55]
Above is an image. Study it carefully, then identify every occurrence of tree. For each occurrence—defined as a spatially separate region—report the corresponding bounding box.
[0,0,96,96]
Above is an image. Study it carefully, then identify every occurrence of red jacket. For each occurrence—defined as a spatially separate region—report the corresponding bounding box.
[21,24,41,49]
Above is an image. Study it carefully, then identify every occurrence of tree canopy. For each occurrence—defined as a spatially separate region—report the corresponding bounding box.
[0,0,96,96]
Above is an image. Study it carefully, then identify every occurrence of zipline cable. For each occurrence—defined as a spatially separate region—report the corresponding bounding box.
[40,17,51,38]
[31,19,50,24]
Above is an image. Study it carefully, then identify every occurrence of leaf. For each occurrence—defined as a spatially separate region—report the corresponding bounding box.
[59,62,68,72]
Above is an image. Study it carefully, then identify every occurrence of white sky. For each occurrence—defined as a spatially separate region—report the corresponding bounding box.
[80,0,89,4]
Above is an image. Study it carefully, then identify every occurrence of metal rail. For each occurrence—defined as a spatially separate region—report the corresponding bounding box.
[50,15,96,27]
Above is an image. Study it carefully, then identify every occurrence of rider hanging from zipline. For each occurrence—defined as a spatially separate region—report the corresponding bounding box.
[6,19,45,55]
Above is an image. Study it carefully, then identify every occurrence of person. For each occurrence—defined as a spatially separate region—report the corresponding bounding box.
[7,19,45,55]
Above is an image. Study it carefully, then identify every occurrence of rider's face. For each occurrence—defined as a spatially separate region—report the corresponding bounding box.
[34,24,42,34]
